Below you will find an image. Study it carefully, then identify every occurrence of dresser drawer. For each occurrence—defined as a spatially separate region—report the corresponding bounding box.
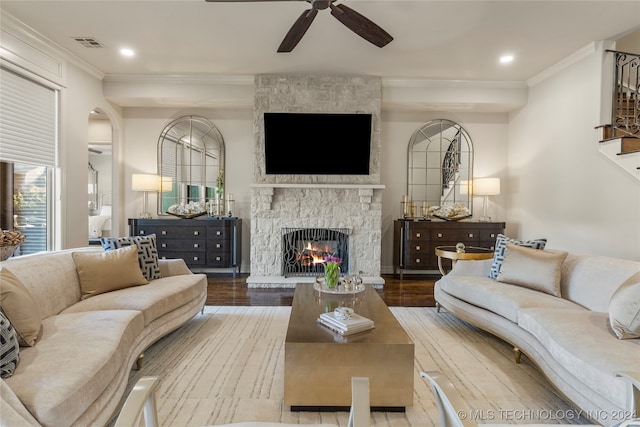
[207,252,230,267]
[479,229,501,242]
[137,226,206,238]
[158,251,207,265]
[157,238,206,252]
[431,228,479,242]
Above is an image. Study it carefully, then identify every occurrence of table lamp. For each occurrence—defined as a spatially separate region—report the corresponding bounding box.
[132,174,160,219]
[473,177,500,222]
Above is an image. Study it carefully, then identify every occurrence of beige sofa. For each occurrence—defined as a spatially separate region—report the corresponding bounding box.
[0,247,207,427]
[434,250,640,425]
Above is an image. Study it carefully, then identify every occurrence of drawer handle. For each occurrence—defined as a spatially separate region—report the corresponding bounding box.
[161,230,167,235]
[437,233,442,238]
[216,231,222,236]
[216,256,221,261]
[194,231,199,236]
[193,256,199,261]
[468,233,474,238]
[161,256,167,260]
[216,243,221,248]
[161,243,167,248]
[415,258,421,263]
[415,245,421,250]
[140,230,146,235]
[490,233,496,238]
[194,243,199,248]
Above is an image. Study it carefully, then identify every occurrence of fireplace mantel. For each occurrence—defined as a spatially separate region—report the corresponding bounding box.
[251,183,385,211]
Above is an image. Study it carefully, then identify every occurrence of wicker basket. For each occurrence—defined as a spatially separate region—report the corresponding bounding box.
[0,245,18,261]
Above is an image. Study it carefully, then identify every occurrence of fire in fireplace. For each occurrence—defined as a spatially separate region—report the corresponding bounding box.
[281,228,349,277]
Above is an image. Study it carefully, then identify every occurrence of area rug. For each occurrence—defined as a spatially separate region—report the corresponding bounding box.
[123,306,592,426]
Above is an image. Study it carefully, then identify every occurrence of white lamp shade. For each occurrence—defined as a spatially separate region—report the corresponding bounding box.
[473,177,501,196]
[131,174,160,192]
[160,176,173,192]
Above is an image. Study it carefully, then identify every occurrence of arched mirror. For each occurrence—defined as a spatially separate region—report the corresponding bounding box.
[407,119,473,219]
[158,116,225,215]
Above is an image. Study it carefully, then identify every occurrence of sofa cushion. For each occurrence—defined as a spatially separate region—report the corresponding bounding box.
[496,244,568,297]
[73,245,148,300]
[0,267,42,346]
[517,307,640,409]
[436,275,582,323]
[608,271,640,339]
[3,310,145,427]
[489,234,547,279]
[101,235,161,280]
[0,311,19,378]
[61,273,207,326]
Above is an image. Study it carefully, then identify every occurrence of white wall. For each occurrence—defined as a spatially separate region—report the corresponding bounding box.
[508,45,640,261]
[59,63,123,249]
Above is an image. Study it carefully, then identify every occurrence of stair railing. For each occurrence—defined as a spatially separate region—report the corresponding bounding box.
[608,49,639,137]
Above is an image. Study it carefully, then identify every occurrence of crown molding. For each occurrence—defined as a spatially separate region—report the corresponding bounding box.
[381,78,527,90]
[527,42,598,87]
[103,74,255,85]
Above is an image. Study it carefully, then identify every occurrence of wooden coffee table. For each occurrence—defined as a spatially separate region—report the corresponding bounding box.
[284,284,414,411]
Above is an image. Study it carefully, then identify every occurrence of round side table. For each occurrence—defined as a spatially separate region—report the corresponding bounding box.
[435,245,494,276]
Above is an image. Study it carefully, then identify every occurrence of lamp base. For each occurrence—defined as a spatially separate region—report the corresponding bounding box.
[139,212,152,219]
[478,215,492,222]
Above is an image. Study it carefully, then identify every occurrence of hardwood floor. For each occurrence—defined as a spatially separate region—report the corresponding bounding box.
[206,274,438,307]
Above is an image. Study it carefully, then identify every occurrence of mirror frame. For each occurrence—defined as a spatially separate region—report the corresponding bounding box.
[406,119,474,217]
[157,115,225,215]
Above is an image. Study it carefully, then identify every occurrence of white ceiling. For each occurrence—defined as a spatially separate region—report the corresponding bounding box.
[2,0,639,83]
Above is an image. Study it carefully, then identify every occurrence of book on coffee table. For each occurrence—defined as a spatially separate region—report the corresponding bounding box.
[317,312,375,336]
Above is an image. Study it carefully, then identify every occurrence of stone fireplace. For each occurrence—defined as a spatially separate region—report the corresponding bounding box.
[247,74,385,288]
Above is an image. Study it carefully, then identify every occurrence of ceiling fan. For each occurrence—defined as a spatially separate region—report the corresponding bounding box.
[204,0,393,52]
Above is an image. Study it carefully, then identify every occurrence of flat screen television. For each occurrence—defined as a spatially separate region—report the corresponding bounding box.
[264,112,372,175]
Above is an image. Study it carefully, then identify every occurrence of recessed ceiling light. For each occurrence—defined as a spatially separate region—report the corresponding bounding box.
[120,48,135,57]
[500,55,514,64]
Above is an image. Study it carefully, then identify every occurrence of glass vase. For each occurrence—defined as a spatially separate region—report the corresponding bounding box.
[324,264,339,289]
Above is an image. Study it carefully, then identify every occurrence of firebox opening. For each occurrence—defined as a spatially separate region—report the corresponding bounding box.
[282,228,349,277]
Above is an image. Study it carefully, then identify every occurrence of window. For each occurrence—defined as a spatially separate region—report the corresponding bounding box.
[0,67,57,255]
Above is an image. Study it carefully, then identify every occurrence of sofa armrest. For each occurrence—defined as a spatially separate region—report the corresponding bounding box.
[1,379,41,426]
[617,371,640,416]
[158,258,193,277]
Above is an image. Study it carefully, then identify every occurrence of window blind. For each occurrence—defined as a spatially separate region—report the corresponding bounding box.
[0,67,57,167]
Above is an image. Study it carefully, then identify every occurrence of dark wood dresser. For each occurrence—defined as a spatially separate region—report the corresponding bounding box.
[128,217,241,276]
[393,219,505,278]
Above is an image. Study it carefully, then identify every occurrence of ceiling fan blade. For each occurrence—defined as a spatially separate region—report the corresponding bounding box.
[278,8,318,53]
[330,3,393,48]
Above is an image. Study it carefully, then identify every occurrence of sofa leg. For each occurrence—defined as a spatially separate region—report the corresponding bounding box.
[435,302,441,313]
[136,353,144,370]
[514,347,522,364]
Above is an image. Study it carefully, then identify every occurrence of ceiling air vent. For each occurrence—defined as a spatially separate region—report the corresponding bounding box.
[72,37,105,48]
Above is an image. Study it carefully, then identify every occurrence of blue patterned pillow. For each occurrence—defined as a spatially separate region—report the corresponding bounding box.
[0,311,19,378]
[489,234,547,279]
[101,235,161,280]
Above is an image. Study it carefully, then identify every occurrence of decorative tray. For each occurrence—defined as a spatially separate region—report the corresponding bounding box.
[314,276,366,294]
[433,214,472,222]
[166,211,207,219]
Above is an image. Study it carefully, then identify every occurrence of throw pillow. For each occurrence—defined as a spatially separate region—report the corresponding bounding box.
[496,244,568,297]
[73,245,148,300]
[489,234,547,279]
[0,311,19,378]
[101,235,161,280]
[0,267,42,347]
[608,271,640,339]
